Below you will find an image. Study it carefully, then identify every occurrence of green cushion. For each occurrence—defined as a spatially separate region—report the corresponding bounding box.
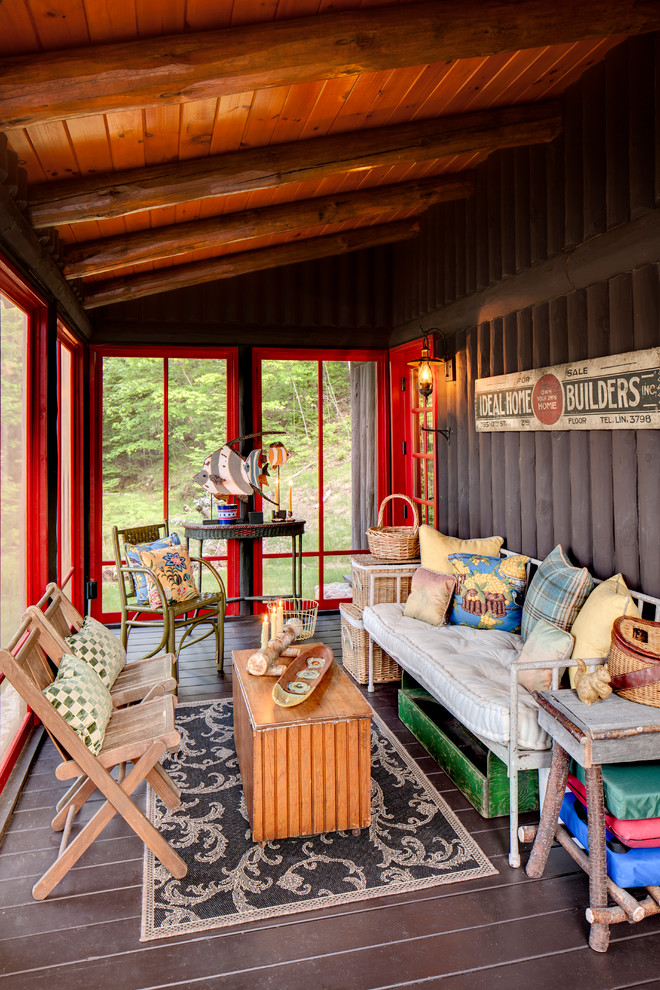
[572,760,660,821]
[65,615,126,690]
[43,654,113,755]
[521,545,593,642]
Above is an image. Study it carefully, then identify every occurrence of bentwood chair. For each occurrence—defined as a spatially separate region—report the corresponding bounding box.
[0,613,186,901]
[112,521,226,675]
[28,583,177,707]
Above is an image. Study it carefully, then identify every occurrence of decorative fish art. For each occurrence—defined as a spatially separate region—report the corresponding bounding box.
[192,433,291,505]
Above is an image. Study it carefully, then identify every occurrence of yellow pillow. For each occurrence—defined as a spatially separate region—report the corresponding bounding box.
[568,574,640,687]
[419,525,504,575]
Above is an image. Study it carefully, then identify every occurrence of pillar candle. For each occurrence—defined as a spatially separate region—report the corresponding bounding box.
[277,600,284,636]
[269,604,276,642]
[261,615,269,650]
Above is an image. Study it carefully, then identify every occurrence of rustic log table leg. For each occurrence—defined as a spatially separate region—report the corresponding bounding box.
[526,742,570,878]
[585,765,610,952]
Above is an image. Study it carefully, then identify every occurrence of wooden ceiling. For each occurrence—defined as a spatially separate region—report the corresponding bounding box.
[0,0,657,311]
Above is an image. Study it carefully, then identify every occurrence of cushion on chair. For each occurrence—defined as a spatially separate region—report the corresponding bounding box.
[125,533,181,604]
[567,774,660,848]
[419,525,504,575]
[571,759,660,822]
[403,568,455,625]
[43,653,113,754]
[448,553,529,633]
[568,573,641,687]
[517,619,574,694]
[65,615,126,690]
[521,545,593,642]
[137,544,199,607]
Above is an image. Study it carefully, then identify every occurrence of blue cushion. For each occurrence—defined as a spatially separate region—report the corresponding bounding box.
[447,553,528,633]
[125,532,181,604]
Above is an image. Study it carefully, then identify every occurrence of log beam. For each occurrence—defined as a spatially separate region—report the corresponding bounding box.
[29,103,560,227]
[83,219,419,309]
[1,1,658,129]
[62,173,474,278]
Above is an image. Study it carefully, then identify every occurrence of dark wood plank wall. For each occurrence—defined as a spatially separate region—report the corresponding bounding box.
[389,33,660,597]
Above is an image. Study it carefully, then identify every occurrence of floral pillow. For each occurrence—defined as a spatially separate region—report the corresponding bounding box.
[137,544,199,607]
[125,533,181,604]
[448,553,529,633]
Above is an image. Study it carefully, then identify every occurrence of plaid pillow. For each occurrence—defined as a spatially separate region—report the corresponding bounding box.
[125,533,181,603]
[137,544,199,607]
[43,654,113,754]
[521,545,594,642]
[66,615,126,690]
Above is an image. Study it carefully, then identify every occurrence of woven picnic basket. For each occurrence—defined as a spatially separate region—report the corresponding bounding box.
[366,494,420,562]
[608,615,660,708]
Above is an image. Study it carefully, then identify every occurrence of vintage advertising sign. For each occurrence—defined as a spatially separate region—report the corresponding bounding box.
[475,347,660,432]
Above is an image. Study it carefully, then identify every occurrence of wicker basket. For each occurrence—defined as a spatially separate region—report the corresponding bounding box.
[608,615,660,707]
[339,602,400,685]
[366,494,420,562]
[281,598,319,641]
[351,554,419,608]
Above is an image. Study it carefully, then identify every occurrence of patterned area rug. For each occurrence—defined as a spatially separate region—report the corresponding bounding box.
[141,699,496,940]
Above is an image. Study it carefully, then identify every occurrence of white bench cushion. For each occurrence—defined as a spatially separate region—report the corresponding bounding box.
[362,603,551,752]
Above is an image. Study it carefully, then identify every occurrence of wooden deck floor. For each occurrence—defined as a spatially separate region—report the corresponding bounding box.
[3,612,660,989]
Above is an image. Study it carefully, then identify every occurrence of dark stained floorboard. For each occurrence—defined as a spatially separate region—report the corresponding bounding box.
[2,613,660,988]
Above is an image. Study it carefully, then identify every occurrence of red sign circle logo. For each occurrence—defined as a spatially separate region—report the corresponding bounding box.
[532,373,563,425]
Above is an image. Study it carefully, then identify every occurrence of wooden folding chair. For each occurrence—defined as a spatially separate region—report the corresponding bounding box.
[29,583,177,707]
[0,615,187,900]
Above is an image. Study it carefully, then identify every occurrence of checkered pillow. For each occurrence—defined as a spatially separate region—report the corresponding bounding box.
[43,654,113,754]
[521,545,594,642]
[66,616,126,690]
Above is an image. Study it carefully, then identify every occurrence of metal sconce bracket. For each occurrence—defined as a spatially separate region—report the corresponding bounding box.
[421,426,452,445]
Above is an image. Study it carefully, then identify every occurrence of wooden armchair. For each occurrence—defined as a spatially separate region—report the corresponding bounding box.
[0,613,187,900]
[28,583,177,707]
[111,521,226,675]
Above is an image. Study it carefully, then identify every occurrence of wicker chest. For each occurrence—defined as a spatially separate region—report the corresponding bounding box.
[350,554,420,608]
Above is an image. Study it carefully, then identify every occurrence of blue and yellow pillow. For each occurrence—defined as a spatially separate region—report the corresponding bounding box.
[448,553,529,632]
[137,544,199,607]
[125,533,181,603]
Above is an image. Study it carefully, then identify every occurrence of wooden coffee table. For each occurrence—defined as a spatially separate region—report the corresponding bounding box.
[232,647,374,842]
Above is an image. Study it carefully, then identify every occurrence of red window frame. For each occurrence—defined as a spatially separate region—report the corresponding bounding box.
[91,345,239,620]
[252,346,390,609]
[56,323,84,609]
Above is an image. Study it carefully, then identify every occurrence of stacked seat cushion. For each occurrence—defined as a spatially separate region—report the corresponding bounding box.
[571,759,660,822]
[567,774,660,848]
[362,602,550,750]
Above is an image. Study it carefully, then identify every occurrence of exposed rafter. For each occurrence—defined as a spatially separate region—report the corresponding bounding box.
[62,173,474,278]
[82,219,420,309]
[1,0,658,129]
[29,103,561,227]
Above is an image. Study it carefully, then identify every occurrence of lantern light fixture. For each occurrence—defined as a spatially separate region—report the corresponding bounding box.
[407,334,443,399]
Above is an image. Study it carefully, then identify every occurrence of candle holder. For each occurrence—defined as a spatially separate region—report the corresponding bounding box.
[271,509,287,521]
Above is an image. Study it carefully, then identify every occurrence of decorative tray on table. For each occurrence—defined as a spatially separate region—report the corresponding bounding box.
[271,644,333,708]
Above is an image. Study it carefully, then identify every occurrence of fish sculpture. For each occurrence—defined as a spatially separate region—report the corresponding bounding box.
[193,434,291,505]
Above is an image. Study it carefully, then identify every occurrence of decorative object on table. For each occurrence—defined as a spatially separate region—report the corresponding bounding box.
[271,644,333,707]
[366,493,420,562]
[248,511,263,524]
[608,615,660,707]
[246,617,303,676]
[271,508,287,521]
[573,658,612,704]
[192,432,291,510]
[142,699,496,940]
[280,598,318,640]
[216,502,238,524]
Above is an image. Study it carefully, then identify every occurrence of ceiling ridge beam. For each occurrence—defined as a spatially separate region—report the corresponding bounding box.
[62,172,475,278]
[29,102,561,227]
[82,218,420,309]
[1,0,658,129]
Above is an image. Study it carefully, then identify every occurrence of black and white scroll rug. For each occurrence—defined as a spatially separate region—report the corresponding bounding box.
[141,700,496,940]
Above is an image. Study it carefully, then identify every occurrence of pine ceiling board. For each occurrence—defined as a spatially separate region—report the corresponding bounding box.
[178,98,219,159]
[473,46,569,110]
[327,68,394,134]
[184,0,235,32]
[230,0,278,27]
[538,36,623,98]
[209,91,254,155]
[105,108,146,172]
[7,129,47,183]
[82,0,138,44]
[239,85,292,149]
[66,115,114,176]
[136,0,186,38]
[298,75,361,140]
[360,66,427,129]
[144,106,181,165]
[0,1,40,56]
[175,199,203,224]
[25,120,79,182]
[436,53,519,116]
[267,80,326,146]
[28,0,91,51]
[413,56,496,119]
[384,63,460,126]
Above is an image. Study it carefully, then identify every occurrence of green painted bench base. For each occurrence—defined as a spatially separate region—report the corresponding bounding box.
[398,671,539,819]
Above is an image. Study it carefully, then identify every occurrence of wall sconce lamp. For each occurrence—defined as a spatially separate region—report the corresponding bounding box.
[408,329,453,443]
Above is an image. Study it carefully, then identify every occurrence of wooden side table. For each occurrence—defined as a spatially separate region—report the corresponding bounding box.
[523,688,660,951]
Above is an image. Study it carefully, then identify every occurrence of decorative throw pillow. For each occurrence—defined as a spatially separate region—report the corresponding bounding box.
[137,544,199,607]
[568,573,641,687]
[517,618,574,694]
[448,553,529,632]
[521,545,594,642]
[125,533,181,604]
[43,653,113,755]
[65,615,126,690]
[403,568,455,625]
[419,525,504,575]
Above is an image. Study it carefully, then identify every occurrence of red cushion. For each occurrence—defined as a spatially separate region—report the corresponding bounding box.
[567,774,660,848]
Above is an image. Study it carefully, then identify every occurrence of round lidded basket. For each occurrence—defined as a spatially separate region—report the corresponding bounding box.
[366,494,420,562]
[608,615,660,708]
[281,598,319,640]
